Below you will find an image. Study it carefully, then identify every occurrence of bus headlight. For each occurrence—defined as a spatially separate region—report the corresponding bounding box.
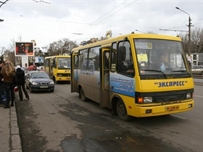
[186,93,191,99]
[144,97,153,103]
[137,97,153,103]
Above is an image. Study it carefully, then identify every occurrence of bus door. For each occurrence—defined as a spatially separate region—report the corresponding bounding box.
[71,53,79,92]
[50,58,55,79]
[45,58,52,77]
[48,59,52,76]
[100,48,110,108]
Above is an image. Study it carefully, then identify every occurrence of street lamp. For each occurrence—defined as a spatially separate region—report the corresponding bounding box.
[176,7,192,55]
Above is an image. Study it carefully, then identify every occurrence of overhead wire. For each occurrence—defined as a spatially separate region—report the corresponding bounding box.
[77,0,128,33]
[80,0,138,34]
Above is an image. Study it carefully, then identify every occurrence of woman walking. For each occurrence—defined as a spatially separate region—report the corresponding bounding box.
[15,65,29,101]
[1,62,15,108]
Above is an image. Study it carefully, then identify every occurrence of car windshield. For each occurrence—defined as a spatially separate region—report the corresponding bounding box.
[30,72,49,79]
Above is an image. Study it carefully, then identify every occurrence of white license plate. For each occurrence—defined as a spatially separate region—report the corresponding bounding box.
[40,86,48,88]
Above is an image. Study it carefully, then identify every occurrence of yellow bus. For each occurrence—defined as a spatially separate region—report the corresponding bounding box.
[71,33,194,121]
[44,55,71,83]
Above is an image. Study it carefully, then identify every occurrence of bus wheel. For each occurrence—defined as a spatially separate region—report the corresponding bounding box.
[116,99,132,121]
[80,88,87,102]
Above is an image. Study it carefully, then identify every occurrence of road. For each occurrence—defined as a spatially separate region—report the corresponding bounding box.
[192,73,203,79]
[16,83,202,152]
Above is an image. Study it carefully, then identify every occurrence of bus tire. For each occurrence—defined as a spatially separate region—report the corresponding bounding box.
[80,87,87,102]
[116,99,132,121]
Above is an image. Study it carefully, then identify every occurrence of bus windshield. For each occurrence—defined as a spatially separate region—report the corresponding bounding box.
[134,39,188,77]
[57,58,71,69]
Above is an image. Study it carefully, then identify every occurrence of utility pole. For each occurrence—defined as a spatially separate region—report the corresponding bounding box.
[188,16,192,55]
[176,7,193,55]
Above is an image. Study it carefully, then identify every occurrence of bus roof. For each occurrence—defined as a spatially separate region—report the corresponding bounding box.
[71,33,182,52]
[45,55,71,59]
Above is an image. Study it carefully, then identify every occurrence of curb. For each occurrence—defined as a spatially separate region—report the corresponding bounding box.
[10,105,22,152]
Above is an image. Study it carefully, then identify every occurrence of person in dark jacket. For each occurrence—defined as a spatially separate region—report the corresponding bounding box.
[15,65,29,101]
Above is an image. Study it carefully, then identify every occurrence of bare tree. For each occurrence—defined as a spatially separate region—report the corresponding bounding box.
[0,47,6,55]
[180,27,203,53]
[190,28,203,53]
[8,51,15,64]
[47,39,78,56]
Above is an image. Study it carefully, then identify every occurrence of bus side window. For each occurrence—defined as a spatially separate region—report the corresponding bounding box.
[52,58,56,68]
[104,52,109,69]
[117,46,128,72]
[79,49,88,70]
[117,41,134,76]
[111,42,117,72]
[74,55,78,68]
[91,46,100,71]
[94,55,100,70]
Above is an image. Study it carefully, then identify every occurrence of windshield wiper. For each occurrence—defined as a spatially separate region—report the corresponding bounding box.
[142,70,167,78]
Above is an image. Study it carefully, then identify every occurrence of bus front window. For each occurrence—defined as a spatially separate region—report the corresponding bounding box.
[57,58,71,69]
[134,39,189,78]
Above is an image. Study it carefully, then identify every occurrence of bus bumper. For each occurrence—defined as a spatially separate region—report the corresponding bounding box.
[56,77,71,82]
[133,100,194,117]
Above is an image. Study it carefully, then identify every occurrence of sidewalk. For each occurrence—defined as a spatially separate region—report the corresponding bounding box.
[0,104,22,152]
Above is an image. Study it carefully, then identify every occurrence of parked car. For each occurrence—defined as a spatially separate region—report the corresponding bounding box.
[191,65,203,75]
[25,71,55,93]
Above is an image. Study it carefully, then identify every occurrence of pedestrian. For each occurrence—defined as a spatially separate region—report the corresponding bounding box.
[0,61,5,106]
[15,65,29,101]
[1,62,15,108]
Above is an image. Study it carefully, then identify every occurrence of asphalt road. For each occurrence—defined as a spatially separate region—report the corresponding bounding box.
[15,83,202,152]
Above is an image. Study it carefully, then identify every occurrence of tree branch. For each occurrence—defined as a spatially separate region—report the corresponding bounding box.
[0,0,9,8]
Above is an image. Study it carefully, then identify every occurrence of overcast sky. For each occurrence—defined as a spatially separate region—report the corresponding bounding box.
[0,0,203,50]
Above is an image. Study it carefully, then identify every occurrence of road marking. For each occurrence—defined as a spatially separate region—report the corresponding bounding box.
[171,115,186,120]
[194,95,203,98]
